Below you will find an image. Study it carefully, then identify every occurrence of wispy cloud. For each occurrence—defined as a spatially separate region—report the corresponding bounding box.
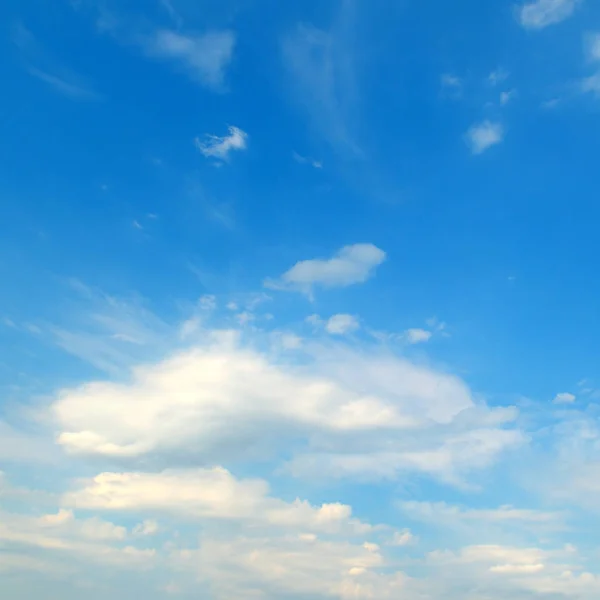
[12,23,100,101]
[465,121,504,155]
[500,89,518,105]
[265,243,386,296]
[282,12,361,155]
[195,126,248,162]
[488,68,510,86]
[517,0,580,30]
[147,29,235,90]
[293,152,323,169]
[441,73,463,98]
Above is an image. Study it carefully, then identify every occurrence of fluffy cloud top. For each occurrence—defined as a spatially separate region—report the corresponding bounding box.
[50,327,521,485]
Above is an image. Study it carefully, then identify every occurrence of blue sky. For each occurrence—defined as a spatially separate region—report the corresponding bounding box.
[2,0,600,597]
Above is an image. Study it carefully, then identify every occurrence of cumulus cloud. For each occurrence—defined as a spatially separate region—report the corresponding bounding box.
[265,243,386,296]
[553,392,576,404]
[64,468,377,535]
[49,325,520,485]
[325,314,360,335]
[466,121,504,154]
[148,30,235,90]
[405,328,432,344]
[195,126,248,162]
[517,0,580,29]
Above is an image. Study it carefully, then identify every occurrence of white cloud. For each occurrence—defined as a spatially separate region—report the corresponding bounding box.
[390,530,415,546]
[265,243,386,296]
[399,501,564,528]
[441,74,462,90]
[175,534,408,599]
[149,30,235,90]
[589,33,600,61]
[553,392,576,404]
[517,0,580,29]
[133,519,159,536]
[195,126,248,162]
[405,328,432,344]
[64,468,377,536]
[0,507,153,570]
[466,121,504,154]
[49,326,520,485]
[27,67,100,100]
[488,68,509,86]
[500,89,518,105]
[293,152,323,168]
[325,314,360,335]
[582,72,600,96]
[282,22,361,154]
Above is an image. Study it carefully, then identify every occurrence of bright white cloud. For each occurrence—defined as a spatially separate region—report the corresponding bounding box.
[325,314,360,335]
[175,534,408,599]
[0,507,153,570]
[466,121,504,154]
[149,30,235,90]
[195,126,248,162]
[517,0,580,29]
[49,326,520,484]
[265,243,386,295]
[553,392,576,404]
[64,468,378,535]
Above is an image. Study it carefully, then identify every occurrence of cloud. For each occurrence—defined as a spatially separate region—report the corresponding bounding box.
[293,152,323,168]
[553,392,576,404]
[12,24,100,101]
[405,328,432,344]
[399,501,564,532]
[282,19,361,154]
[194,126,248,162]
[49,325,521,486]
[0,506,154,571]
[325,314,360,335]
[488,68,509,86]
[517,0,580,29]
[64,468,378,535]
[441,73,462,90]
[466,121,504,154]
[500,89,518,105]
[588,33,600,61]
[27,68,100,100]
[265,243,386,296]
[145,29,235,90]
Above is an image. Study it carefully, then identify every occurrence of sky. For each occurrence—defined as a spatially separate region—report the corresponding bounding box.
[2,0,600,598]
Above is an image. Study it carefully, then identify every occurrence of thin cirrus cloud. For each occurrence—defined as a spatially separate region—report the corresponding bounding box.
[195,126,248,162]
[265,243,387,296]
[465,121,504,155]
[147,29,236,90]
[13,23,100,101]
[517,0,581,29]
